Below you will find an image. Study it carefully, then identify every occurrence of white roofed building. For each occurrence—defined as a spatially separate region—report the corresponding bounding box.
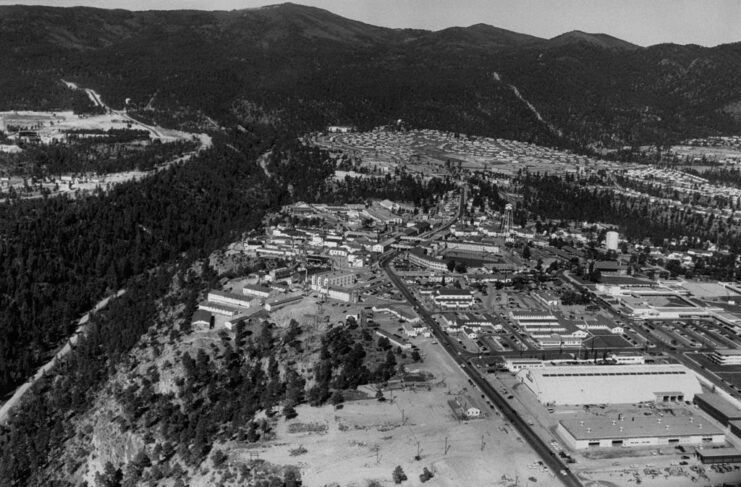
[516,364,702,406]
[432,288,475,309]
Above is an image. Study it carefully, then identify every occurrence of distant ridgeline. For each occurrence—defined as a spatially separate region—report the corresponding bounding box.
[0,4,739,148]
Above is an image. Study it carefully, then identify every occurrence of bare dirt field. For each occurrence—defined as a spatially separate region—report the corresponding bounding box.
[230,333,554,487]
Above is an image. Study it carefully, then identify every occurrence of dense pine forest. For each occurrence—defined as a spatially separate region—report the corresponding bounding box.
[0,136,198,177]
[0,126,333,398]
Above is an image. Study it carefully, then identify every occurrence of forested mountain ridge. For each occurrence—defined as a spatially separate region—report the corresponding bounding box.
[0,3,740,148]
[547,30,641,50]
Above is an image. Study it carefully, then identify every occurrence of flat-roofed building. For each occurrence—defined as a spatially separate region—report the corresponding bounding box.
[708,349,741,366]
[558,415,724,449]
[728,420,741,441]
[432,288,475,309]
[517,364,702,406]
[610,352,646,365]
[198,301,239,317]
[693,393,741,427]
[695,446,741,464]
[327,286,357,303]
[264,293,303,312]
[310,271,355,292]
[207,289,253,309]
[445,241,499,254]
[242,284,271,299]
[504,358,545,372]
[407,247,448,272]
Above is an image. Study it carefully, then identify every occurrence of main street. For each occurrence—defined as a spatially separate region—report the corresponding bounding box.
[378,188,582,487]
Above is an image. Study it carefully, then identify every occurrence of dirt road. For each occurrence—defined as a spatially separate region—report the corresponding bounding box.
[0,289,126,425]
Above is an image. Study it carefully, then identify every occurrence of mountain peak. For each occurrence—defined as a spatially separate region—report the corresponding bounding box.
[415,23,543,51]
[549,30,642,50]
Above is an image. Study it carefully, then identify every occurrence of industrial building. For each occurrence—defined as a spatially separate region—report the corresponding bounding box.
[695,447,741,465]
[558,415,724,449]
[516,364,702,405]
[693,393,741,427]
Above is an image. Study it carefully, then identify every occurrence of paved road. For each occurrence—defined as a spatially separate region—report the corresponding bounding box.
[0,289,126,425]
[378,188,581,487]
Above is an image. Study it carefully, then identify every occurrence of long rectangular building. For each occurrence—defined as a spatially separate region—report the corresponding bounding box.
[208,290,253,309]
[516,364,702,406]
[693,393,741,427]
[433,288,475,309]
[558,416,724,449]
[407,247,448,272]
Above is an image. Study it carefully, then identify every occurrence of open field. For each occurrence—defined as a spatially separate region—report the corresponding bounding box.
[0,110,201,144]
[228,333,553,487]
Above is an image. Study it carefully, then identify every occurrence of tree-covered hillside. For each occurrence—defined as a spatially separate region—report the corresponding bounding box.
[0,3,740,148]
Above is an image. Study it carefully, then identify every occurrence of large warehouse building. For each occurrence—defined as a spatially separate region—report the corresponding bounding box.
[558,415,725,449]
[516,364,702,405]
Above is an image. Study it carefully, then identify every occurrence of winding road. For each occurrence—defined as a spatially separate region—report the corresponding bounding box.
[0,289,126,425]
